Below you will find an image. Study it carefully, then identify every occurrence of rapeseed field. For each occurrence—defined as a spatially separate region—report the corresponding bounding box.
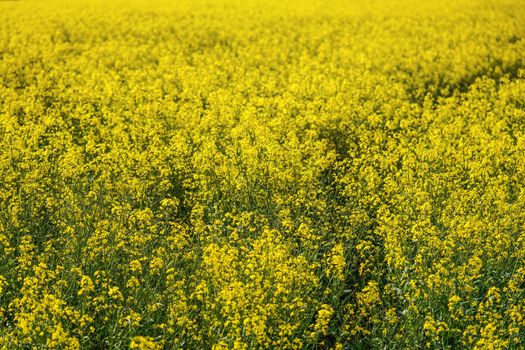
[1,0,525,348]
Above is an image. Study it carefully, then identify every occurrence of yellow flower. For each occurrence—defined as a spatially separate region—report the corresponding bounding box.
[149,257,164,275]
[129,260,142,274]
[78,276,94,296]
[313,304,334,336]
[130,336,161,350]
[327,243,346,282]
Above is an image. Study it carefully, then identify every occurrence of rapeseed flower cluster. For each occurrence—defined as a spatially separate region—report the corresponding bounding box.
[0,0,524,348]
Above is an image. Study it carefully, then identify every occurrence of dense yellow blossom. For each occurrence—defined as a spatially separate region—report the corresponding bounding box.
[1,0,525,348]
